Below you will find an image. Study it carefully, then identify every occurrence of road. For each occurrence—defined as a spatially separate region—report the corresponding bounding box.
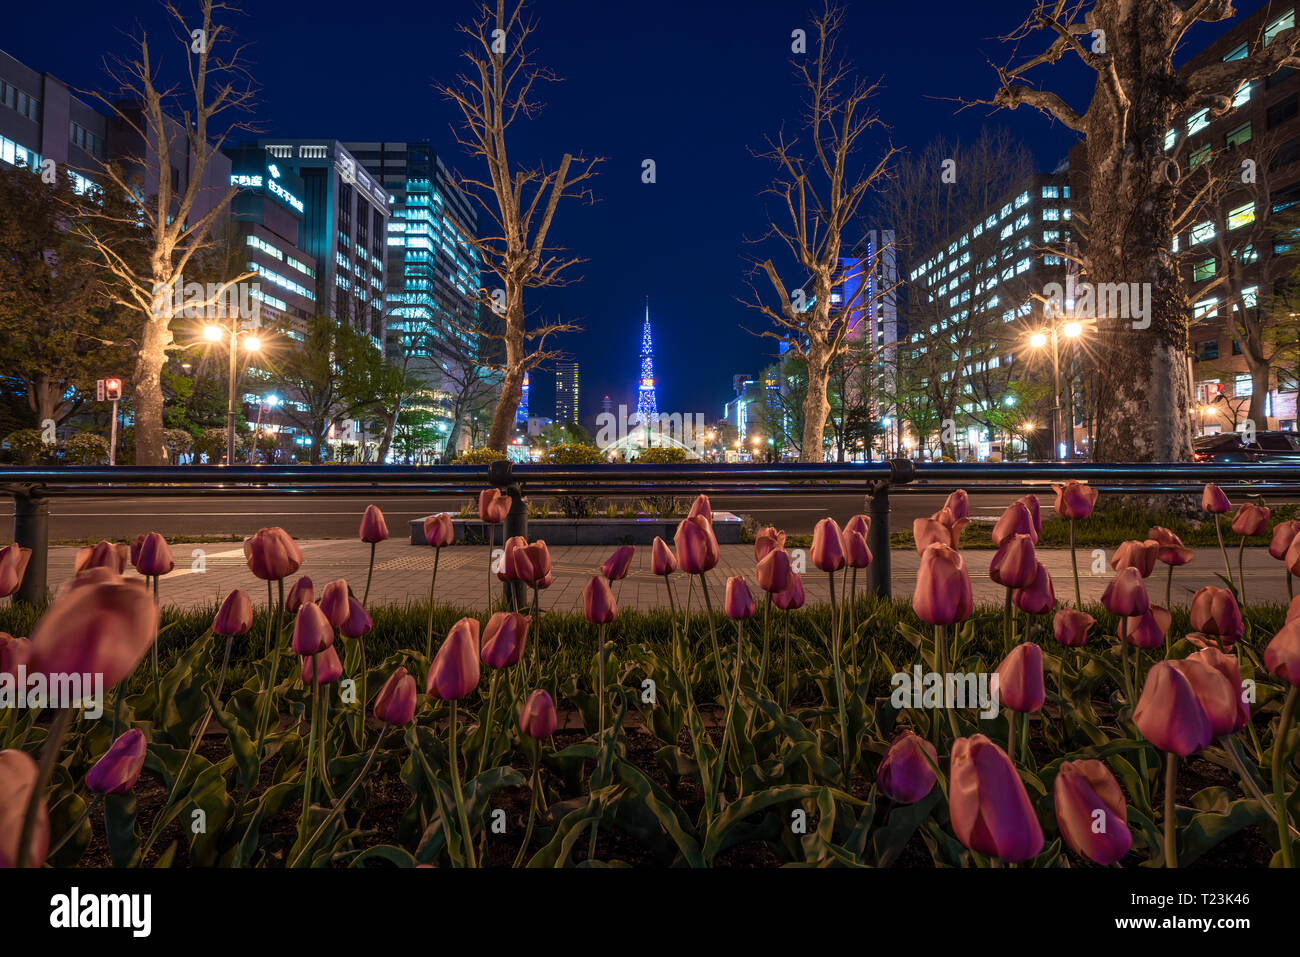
[21,489,1062,542]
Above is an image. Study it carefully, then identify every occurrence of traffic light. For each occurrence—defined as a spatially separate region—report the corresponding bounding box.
[104,378,122,401]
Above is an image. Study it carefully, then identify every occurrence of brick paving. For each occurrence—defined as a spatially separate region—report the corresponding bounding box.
[45,540,1298,612]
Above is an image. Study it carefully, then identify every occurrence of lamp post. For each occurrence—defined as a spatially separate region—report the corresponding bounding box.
[204,321,261,466]
[1028,318,1084,461]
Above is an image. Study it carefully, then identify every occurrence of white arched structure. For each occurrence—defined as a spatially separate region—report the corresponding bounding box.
[599,424,702,460]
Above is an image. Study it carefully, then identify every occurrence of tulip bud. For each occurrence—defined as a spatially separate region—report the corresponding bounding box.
[996,642,1045,713]
[0,633,31,678]
[1230,503,1270,537]
[1017,495,1042,536]
[651,536,677,576]
[1188,586,1243,646]
[1101,567,1149,617]
[373,667,417,725]
[1265,619,1300,686]
[754,526,787,561]
[989,534,1037,588]
[75,540,129,575]
[319,579,351,628]
[478,487,510,524]
[992,501,1037,546]
[944,489,970,521]
[724,576,755,620]
[286,576,314,614]
[519,540,552,587]
[359,504,389,543]
[843,514,871,543]
[1053,760,1131,866]
[519,689,558,739]
[301,645,343,685]
[1051,480,1098,520]
[0,545,31,598]
[291,603,334,656]
[481,611,530,669]
[427,618,481,700]
[213,589,253,636]
[0,749,48,868]
[1269,520,1300,560]
[1052,608,1094,648]
[948,734,1044,862]
[1012,562,1055,615]
[423,513,455,548]
[1187,646,1249,733]
[339,597,373,639]
[773,572,805,610]
[674,515,719,574]
[913,543,973,626]
[1133,660,1215,755]
[243,527,303,581]
[1148,526,1193,566]
[1202,483,1231,515]
[756,548,792,594]
[130,532,173,577]
[810,518,846,572]
[843,529,872,569]
[877,731,938,804]
[601,545,635,582]
[582,575,617,624]
[687,494,713,524]
[1110,539,1159,578]
[1124,605,1170,649]
[913,516,958,553]
[86,728,147,795]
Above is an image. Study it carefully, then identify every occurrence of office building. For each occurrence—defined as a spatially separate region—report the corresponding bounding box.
[555,361,580,424]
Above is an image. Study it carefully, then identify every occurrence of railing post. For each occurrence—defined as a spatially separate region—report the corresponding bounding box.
[866,458,915,599]
[13,485,49,606]
[488,459,527,611]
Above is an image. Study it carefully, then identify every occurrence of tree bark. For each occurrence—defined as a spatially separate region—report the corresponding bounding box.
[486,296,526,452]
[134,291,173,466]
[801,344,831,463]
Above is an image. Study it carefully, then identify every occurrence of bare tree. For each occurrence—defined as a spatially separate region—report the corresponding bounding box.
[438,0,600,452]
[744,3,898,463]
[973,0,1300,461]
[75,0,256,465]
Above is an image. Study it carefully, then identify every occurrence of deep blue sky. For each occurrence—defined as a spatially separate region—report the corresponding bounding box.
[5,0,1270,427]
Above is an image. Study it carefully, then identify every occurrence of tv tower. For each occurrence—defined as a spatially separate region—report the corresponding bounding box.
[634,296,659,426]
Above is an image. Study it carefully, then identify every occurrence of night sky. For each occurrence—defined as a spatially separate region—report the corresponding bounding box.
[5,0,1271,427]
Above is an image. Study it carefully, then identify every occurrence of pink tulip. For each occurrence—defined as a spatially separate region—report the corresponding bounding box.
[481,611,530,669]
[992,501,1038,546]
[359,504,389,543]
[930,506,971,542]
[86,728,147,795]
[754,526,786,561]
[843,514,871,543]
[651,536,677,576]
[913,543,973,626]
[601,545,635,582]
[811,518,846,572]
[27,569,158,688]
[1149,526,1193,566]
[674,515,719,574]
[1054,760,1131,866]
[1111,539,1159,578]
[773,572,805,610]
[757,548,792,594]
[291,603,335,655]
[319,579,351,628]
[913,516,958,552]
[339,597,373,639]
[478,488,510,524]
[500,538,551,587]
[243,527,302,581]
[1289,595,1300,623]
[1231,503,1270,537]
[843,529,872,569]
[213,589,252,636]
[1186,646,1249,733]
[373,667,417,725]
[1265,619,1300,686]
[423,513,455,548]
[1012,562,1055,615]
[1125,605,1170,649]
[286,576,314,614]
[1101,567,1149,616]
[1173,657,1240,737]
[1287,535,1300,577]
[519,689,558,739]
[1189,586,1244,645]
[426,618,481,700]
[0,749,48,868]
[1016,495,1042,537]
[582,575,617,624]
[949,734,1044,862]
[498,536,527,581]
[877,731,938,803]
[132,532,173,576]
[996,642,1045,713]
[301,645,343,685]
[1053,609,1094,647]
[944,489,970,521]
[0,545,30,598]
[724,576,755,620]
[687,494,712,524]
[1202,483,1232,515]
[1052,481,1098,520]
[989,534,1037,588]
[1133,660,1215,755]
[75,540,129,574]
[1269,520,1300,560]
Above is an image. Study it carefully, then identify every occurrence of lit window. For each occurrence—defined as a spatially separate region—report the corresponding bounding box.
[1227,202,1255,230]
[1190,221,1216,245]
[1188,109,1210,136]
[1265,10,1294,45]
[1193,258,1216,281]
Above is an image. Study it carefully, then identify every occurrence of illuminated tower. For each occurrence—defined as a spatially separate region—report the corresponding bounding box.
[634,297,658,426]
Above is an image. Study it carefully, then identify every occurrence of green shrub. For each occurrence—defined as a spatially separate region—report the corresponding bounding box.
[634,446,688,464]
[6,429,50,465]
[64,432,110,465]
[542,442,605,465]
[455,447,508,465]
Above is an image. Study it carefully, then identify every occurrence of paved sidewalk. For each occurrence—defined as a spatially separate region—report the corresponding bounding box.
[43,540,1298,612]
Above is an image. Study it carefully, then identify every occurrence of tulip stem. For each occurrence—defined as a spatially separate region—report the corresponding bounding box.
[937,624,959,739]
[828,572,851,787]
[1163,752,1179,868]
[513,741,541,868]
[758,592,772,693]
[698,574,727,696]
[299,655,320,844]
[47,793,102,859]
[1070,519,1082,608]
[362,541,376,608]
[782,609,792,711]
[16,706,73,867]
[1273,685,1298,869]
[530,586,541,685]
[477,671,500,777]
[1236,536,1248,607]
[486,524,493,610]
[707,621,746,819]
[588,622,608,863]
[663,573,681,676]
[253,577,286,772]
[1006,706,1017,761]
[448,699,476,867]
[849,566,859,681]
[291,722,387,868]
[1003,588,1013,656]
[424,547,442,670]
[1119,617,1133,707]
[1215,515,1236,592]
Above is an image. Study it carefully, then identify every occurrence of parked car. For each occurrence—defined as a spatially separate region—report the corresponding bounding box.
[1192,430,1300,463]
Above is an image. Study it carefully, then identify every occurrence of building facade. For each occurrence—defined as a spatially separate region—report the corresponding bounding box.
[555,360,579,424]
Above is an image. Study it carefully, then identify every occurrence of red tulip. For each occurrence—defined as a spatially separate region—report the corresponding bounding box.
[1111,540,1159,578]
[373,667,417,725]
[996,642,1045,713]
[989,534,1037,588]
[1012,562,1055,615]
[213,589,252,636]
[0,749,48,868]
[913,543,973,625]
[944,489,970,521]
[1269,520,1300,560]
[1231,503,1270,537]
[130,532,172,576]
[810,518,846,572]
[651,536,677,576]
[500,538,551,587]
[319,579,350,628]
[1101,567,1149,616]
[877,731,938,804]
[286,576,314,614]
[359,504,389,543]
[1017,495,1042,537]
[301,645,343,685]
[1186,646,1249,733]
[757,548,792,593]
[674,515,719,574]
[1202,483,1231,515]
[843,514,871,543]
[931,506,971,539]
[426,618,481,700]
[478,487,510,524]
[1133,660,1216,755]
[1054,760,1131,866]
[519,689,558,739]
[1053,608,1094,648]
[992,501,1037,546]
[27,569,158,688]
[582,575,617,624]
[687,494,713,524]
[754,526,786,561]
[843,529,872,569]
[86,728,147,795]
[243,527,302,581]
[1189,586,1243,645]
[1149,526,1193,566]
[1265,619,1300,686]
[1052,481,1098,520]
[773,572,805,610]
[913,516,958,552]
[0,634,31,678]
[481,611,530,669]
[0,545,30,598]
[75,540,129,575]
[1173,657,1240,737]
[949,734,1044,862]
[724,576,755,620]
[339,597,373,639]
[601,545,635,582]
[423,513,455,548]
[1125,605,1170,649]
[291,603,334,655]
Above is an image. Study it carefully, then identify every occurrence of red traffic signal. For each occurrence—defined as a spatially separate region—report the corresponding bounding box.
[104,378,122,401]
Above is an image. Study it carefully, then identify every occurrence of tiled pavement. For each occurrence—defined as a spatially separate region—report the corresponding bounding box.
[46,540,1299,612]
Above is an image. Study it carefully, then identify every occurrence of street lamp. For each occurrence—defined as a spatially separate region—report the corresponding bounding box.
[1028,315,1086,461]
[204,320,263,466]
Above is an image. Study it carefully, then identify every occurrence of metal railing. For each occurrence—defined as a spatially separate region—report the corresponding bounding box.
[4,459,1299,607]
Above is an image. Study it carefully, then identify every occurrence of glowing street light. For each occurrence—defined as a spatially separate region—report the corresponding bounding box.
[1063,321,1083,339]
[203,324,223,342]
[1029,331,1048,349]
[244,335,262,352]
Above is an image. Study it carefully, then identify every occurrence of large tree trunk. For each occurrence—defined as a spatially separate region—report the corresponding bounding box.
[1247,361,1271,425]
[133,297,172,466]
[376,406,399,463]
[486,297,526,452]
[801,344,831,463]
